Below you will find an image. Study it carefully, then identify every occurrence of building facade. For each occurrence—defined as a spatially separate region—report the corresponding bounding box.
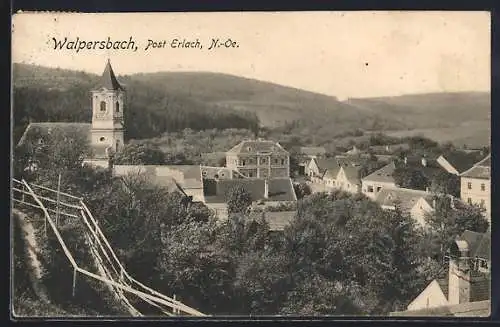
[225,139,290,178]
[460,154,490,219]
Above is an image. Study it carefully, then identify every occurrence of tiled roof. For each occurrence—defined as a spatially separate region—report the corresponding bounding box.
[17,122,91,147]
[461,154,491,179]
[389,300,490,317]
[227,139,288,154]
[341,166,362,185]
[203,178,297,203]
[96,60,124,91]
[248,211,297,231]
[113,164,202,192]
[439,151,485,174]
[434,272,490,303]
[374,187,431,212]
[362,162,396,183]
[458,230,490,261]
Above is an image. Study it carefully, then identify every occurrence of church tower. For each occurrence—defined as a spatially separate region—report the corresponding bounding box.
[91,59,125,155]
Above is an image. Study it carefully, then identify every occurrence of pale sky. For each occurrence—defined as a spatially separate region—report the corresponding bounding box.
[12,11,490,99]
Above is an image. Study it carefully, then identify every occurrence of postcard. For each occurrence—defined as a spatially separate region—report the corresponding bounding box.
[11,11,491,318]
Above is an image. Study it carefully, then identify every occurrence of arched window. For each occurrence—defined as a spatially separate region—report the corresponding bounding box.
[99,137,106,142]
[116,101,120,112]
[100,101,106,112]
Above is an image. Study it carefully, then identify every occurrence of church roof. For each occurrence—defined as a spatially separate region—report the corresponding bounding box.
[96,60,124,91]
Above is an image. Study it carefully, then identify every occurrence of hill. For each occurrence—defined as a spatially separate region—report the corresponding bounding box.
[12,63,490,147]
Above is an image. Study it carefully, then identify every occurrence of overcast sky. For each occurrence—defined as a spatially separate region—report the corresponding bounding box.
[12,11,490,99]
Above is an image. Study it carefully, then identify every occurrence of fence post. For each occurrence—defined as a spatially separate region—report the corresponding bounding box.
[72,268,77,297]
[56,172,62,227]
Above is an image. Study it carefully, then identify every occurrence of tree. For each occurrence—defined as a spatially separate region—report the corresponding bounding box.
[225,184,252,214]
[430,171,460,197]
[113,143,166,165]
[293,182,312,199]
[393,166,429,190]
[424,195,489,261]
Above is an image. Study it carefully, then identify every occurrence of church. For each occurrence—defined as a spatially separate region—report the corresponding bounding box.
[17,60,298,225]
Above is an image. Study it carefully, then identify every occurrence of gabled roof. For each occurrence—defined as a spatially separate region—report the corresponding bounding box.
[340,165,362,185]
[113,165,185,194]
[461,154,491,180]
[17,122,91,147]
[95,60,124,91]
[362,162,396,183]
[374,187,431,212]
[389,300,490,317]
[226,139,288,155]
[203,178,297,203]
[439,151,485,174]
[113,164,202,191]
[248,211,297,231]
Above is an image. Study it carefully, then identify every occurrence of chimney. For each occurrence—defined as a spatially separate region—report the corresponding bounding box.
[448,240,471,305]
[421,157,427,167]
[264,178,269,199]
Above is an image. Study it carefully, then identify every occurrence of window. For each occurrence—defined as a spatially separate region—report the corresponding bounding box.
[281,159,285,165]
[467,197,472,205]
[480,199,485,208]
[221,172,225,177]
[467,182,472,190]
[274,159,278,164]
[242,160,246,166]
[116,101,120,112]
[481,183,485,191]
[202,170,207,177]
[99,137,106,142]
[367,186,374,193]
[249,172,254,177]
[376,186,381,192]
[100,101,106,112]
[261,158,266,164]
[480,259,488,269]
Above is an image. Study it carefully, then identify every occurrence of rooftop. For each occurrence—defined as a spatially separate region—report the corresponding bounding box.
[439,151,485,174]
[203,178,297,204]
[362,161,396,183]
[95,59,124,91]
[461,154,491,180]
[457,230,491,261]
[226,139,288,155]
[374,187,432,212]
[390,300,490,317]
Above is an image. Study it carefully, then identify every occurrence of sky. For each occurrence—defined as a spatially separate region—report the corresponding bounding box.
[12,11,490,99]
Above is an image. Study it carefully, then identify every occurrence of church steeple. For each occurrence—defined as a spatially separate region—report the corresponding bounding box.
[90,59,125,156]
[97,59,124,91]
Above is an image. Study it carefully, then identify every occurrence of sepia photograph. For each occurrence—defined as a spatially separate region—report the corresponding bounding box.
[11,11,491,318]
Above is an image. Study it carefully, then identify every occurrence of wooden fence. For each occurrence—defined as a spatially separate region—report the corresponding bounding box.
[12,178,206,317]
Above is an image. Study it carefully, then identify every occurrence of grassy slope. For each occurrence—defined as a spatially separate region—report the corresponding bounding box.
[13,63,490,146]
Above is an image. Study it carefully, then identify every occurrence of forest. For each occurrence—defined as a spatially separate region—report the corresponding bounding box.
[12,128,489,316]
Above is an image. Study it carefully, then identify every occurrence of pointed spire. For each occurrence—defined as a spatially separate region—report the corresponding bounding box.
[96,59,124,91]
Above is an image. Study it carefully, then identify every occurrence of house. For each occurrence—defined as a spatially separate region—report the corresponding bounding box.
[203,178,297,220]
[399,230,490,315]
[113,164,205,202]
[335,165,362,194]
[344,145,362,156]
[460,154,490,219]
[361,162,397,199]
[373,187,434,226]
[200,166,237,180]
[225,139,290,178]
[389,300,490,317]
[437,151,485,176]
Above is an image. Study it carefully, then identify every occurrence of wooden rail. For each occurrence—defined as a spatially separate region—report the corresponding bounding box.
[11,178,206,317]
